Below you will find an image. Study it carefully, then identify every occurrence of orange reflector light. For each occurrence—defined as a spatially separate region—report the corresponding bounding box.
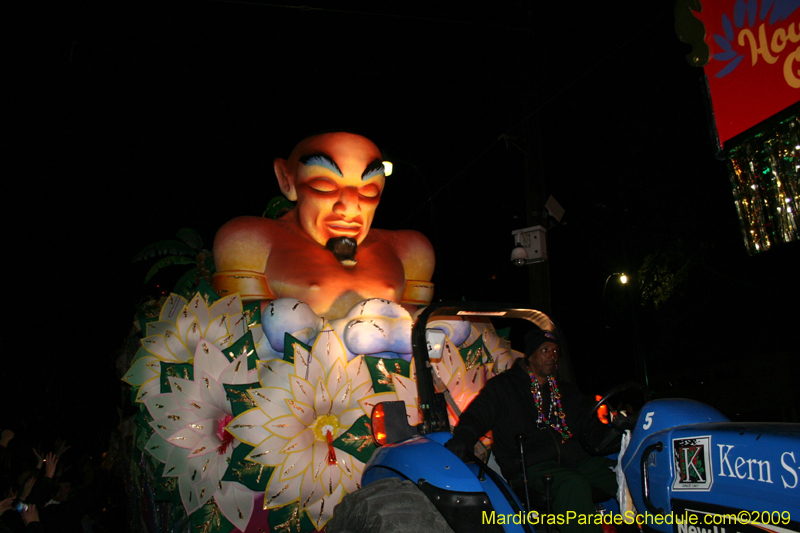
[371,403,387,446]
[595,394,609,424]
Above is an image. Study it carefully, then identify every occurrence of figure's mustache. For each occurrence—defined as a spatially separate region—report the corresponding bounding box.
[326,237,357,267]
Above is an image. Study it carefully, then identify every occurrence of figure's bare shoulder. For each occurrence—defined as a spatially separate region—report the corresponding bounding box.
[213,216,277,271]
[377,228,435,281]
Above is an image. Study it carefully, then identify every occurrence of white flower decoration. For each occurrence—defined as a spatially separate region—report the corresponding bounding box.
[143,340,256,530]
[226,325,373,530]
[123,292,268,403]
[122,292,269,530]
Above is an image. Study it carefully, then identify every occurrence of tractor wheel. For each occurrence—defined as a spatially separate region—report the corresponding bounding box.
[327,477,454,533]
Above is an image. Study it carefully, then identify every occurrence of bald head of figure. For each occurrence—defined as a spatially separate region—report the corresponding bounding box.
[274,132,386,248]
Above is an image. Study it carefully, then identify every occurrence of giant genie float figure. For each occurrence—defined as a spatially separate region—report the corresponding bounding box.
[123,131,520,533]
[211,131,435,319]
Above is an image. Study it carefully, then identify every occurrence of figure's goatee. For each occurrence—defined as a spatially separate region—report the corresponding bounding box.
[326,237,357,267]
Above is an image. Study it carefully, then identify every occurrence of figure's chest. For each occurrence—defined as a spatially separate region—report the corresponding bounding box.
[266,240,406,306]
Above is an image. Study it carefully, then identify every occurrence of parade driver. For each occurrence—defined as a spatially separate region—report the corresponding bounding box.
[446,330,619,533]
[212,132,435,319]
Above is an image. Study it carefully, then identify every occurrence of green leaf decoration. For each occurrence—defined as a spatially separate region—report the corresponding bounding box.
[269,501,317,533]
[176,227,204,251]
[222,443,273,492]
[135,299,163,334]
[133,408,154,459]
[131,443,143,465]
[264,196,295,219]
[144,255,196,284]
[203,252,216,271]
[364,356,411,393]
[459,337,491,371]
[160,362,194,392]
[173,268,200,299]
[153,463,181,503]
[191,500,234,533]
[130,383,146,405]
[283,333,311,364]
[222,330,259,370]
[224,383,261,417]
[332,415,376,463]
[495,327,511,341]
[133,239,198,262]
[134,405,152,430]
[243,300,261,330]
[194,278,219,305]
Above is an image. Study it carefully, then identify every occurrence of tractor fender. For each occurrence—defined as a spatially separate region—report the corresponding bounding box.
[363,432,485,492]
[623,399,728,473]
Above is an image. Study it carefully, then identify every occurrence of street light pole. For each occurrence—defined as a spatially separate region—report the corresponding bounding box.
[602,272,628,328]
[603,272,651,390]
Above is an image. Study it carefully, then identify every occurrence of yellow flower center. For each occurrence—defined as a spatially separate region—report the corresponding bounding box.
[312,414,340,442]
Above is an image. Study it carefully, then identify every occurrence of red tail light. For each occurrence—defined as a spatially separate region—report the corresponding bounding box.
[371,403,387,446]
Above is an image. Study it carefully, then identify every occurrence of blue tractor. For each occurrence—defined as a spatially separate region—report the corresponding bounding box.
[327,302,800,533]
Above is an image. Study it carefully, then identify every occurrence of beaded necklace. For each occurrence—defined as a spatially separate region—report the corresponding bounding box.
[528,370,573,443]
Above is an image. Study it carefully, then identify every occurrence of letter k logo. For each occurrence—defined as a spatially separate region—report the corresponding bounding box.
[682,446,705,482]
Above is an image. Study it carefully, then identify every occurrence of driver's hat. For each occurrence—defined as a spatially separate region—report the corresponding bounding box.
[524,329,559,357]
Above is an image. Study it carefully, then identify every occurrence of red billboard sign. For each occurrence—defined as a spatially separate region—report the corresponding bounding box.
[686,0,799,146]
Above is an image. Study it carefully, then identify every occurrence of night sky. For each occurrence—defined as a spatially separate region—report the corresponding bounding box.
[5,1,799,452]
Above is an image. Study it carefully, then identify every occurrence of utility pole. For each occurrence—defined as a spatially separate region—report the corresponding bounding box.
[523,119,551,314]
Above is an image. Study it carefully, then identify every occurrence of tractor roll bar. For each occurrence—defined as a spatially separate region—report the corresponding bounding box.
[411,302,555,434]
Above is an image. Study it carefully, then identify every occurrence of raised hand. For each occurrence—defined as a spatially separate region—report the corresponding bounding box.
[20,476,36,500]
[44,452,58,479]
[0,429,13,447]
[32,447,44,468]
[21,503,39,525]
[0,497,14,517]
[54,438,71,458]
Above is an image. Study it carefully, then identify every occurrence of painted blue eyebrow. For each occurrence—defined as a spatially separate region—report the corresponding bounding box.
[361,159,385,181]
[299,153,384,181]
[299,153,343,177]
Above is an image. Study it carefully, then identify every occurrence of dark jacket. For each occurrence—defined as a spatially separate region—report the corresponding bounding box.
[451,359,609,481]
